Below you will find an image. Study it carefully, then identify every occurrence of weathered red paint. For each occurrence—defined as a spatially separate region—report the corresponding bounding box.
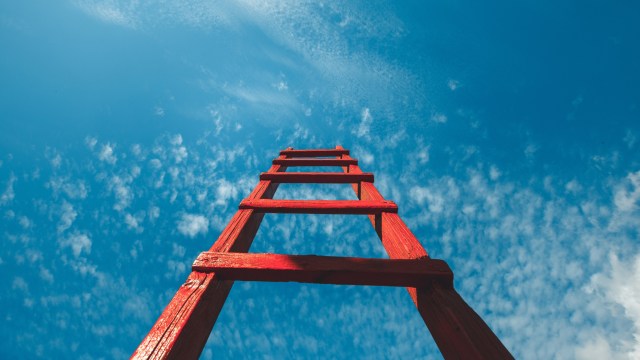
[131,149,291,360]
[192,252,453,287]
[336,146,513,359]
[259,172,373,183]
[238,199,398,214]
[133,146,513,360]
[272,158,358,166]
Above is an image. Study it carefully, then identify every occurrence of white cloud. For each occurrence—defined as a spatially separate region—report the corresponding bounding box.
[50,153,62,168]
[99,143,117,165]
[18,216,31,229]
[74,0,137,28]
[60,233,92,257]
[0,173,16,205]
[614,170,640,212]
[177,213,209,238]
[575,334,618,360]
[584,252,640,358]
[489,165,501,181]
[430,112,447,123]
[149,158,162,169]
[40,266,54,284]
[57,201,77,233]
[409,186,445,213]
[354,108,373,138]
[417,146,429,164]
[12,277,28,292]
[360,151,374,165]
[124,213,143,233]
[565,179,582,194]
[107,176,133,212]
[148,205,160,221]
[524,143,538,160]
[47,177,88,200]
[85,136,98,150]
[215,179,238,206]
[274,80,288,91]
[447,79,460,91]
[170,134,183,146]
[172,146,188,163]
[624,129,636,149]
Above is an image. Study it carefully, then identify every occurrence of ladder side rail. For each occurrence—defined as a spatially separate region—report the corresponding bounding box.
[335,146,513,359]
[132,149,291,360]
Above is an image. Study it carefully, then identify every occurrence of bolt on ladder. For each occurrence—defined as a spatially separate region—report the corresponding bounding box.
[132,146,513,359]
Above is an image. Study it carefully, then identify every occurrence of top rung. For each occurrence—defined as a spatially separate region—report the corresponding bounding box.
[280,149,349,157]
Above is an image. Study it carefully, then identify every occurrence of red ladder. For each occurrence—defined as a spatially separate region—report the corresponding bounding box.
[132,146,513,359]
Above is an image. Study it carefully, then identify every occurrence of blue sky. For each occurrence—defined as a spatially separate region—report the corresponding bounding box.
[1,1,640,359]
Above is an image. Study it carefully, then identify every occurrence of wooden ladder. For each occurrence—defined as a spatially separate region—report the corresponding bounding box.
[132,146,513,359]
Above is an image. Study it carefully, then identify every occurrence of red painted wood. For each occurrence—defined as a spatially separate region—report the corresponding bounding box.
[415,284,513,359]
[280,149,349,157]
[192,252,453,288]
[134,146,512,360]
[272,158,358,166]
[238,199,398,214]
[259,172,373,183]
[132,150,292,360]
[336,146,513,359]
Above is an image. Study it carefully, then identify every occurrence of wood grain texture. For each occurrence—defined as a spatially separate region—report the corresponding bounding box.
[280,149,349,157]
[335,145,513,359]
[416,284,514,359]
[132,150,291,360]
[192,252,453,288]
[238,199,398,214]
[259,172,373,183]
[272,158,358,166]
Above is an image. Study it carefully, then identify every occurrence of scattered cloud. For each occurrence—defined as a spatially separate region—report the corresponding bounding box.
[85,136,98,150]
[177,213,209,238]
[74,0,137,29]
[584,252,640,358]
[124,213,143,233]
[98,143,117,165]
[430,112,447,123]
[107,175,133,211]
[0,173,16,205]
[624,130,636,149]
[57,201,77,233]
[614,170,640,212]
[417,146,429,164]
[215,179,238,206]
[524,143,538,160]
[354,108,373,138]
[60,233,92,258]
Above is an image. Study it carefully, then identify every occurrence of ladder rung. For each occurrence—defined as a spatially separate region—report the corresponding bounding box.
[272,159,358,166]
[239,199,398,214]
[280,149,349,157]
[192,252,453,288]
[260,172,373,183]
